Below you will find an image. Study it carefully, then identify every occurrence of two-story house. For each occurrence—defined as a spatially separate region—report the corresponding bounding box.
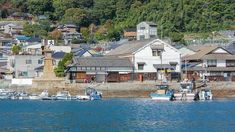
[137,22,158,40]
[183,46,235,81]
[8,55,44,78]
[106,39,181,81]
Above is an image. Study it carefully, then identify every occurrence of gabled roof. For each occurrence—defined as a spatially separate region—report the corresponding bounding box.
[15,35,31,41]
[26,37,41,43]
[106,39,179,56]
[183,46,233,60]
[106,39,154,56]
[72,57,132,67]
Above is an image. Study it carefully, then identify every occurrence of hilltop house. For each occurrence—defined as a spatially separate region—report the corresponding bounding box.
[183,46,235,81]
[106,39,181,81]
[137,22,158,40]
[9,12,33,20]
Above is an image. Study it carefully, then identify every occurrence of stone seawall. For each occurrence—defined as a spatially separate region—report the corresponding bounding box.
[5,81,235,98]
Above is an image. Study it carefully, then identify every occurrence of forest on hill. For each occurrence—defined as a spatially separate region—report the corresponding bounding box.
[0,0,235,42]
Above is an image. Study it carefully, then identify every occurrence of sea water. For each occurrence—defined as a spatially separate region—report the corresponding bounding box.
[0,98,235,132]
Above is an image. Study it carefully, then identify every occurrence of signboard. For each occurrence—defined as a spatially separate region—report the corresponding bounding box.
[47,40,55,46]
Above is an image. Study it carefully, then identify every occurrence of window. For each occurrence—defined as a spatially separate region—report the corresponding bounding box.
[38,59,43,64]
[138,64,144,70]
[226,60,235,67]
[26,59,32,64]
[152,50,161,56]
[139,35,145,40]
[207,60,217,67]
[140,27,145,30]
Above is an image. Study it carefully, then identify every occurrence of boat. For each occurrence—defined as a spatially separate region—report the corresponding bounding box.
[77,87,102,100]
[29,94,41,100]
[149,84,174,101]
[196,88,213,100]
[39,90,53,100]
[55,91,71,100]
[18,91,29,100]
[173,81,196,101]
[0,89,15,100]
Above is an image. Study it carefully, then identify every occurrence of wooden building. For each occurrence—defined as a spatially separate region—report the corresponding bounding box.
[67,57,133,83]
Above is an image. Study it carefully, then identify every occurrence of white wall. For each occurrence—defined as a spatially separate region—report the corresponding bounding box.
[11,78,32,85]
[134,41,181,73]
[50,46,71,53]
[212,48,228,54]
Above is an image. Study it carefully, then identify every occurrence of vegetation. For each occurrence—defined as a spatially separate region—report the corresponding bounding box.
[11,44,21,55]
[54,53,73,77]
[0,0,234,42]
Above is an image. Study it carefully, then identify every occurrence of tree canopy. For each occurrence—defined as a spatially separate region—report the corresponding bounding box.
[1,0,234,42]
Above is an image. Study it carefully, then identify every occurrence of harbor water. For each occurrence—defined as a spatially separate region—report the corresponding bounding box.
[0,98,235,132]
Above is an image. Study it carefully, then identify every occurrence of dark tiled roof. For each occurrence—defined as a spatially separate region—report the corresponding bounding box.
[52,52,65,59]
[72,57,132,67]
[124,28,136,32]
[186,67,235,72]
[144,21,157,26]
[26,37,41,43]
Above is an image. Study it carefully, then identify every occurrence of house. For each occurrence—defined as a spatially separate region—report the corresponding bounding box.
[106,39,181,81]
[10,12,33,20]
[0,37,16,47]
[57,24,77,33]
[123,28,137,40]
[15,35,31,44]
[137,22,158,40]
[22,43,42,55]
[66,57,133,83]
[7,55,44,78]
[183,46,235,81]
[3,23,23,36]
[62,32,83,45]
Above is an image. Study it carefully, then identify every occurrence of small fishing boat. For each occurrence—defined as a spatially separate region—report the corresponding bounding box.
[29,94,41,100]
[149,84,174,101]
[55,91,71,100]
[0,89,15,100]
[196,88,213,100]
[18,91,29,100]
[77,87,102,100]
[173,81,196,101]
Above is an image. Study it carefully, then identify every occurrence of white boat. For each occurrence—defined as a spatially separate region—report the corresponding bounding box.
[76,87,102,100]
[18,92,29,100]
[198,88,213,100]
[149,84,173,101]
[55,91,71,100]
[173,81,196,101]
[29,94,41,100]
[76,95,90,100]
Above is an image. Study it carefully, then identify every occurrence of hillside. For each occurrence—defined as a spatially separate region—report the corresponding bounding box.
[0,0,234,42]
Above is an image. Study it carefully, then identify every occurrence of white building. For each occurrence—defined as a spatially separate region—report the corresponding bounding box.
[107,39,181,80]
[137,22,158,40]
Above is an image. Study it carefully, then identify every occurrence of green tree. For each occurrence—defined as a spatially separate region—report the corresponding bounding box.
[11,44,21,55]
[54,53,73,77]
[27,0,54,15]
[62,8,88,26]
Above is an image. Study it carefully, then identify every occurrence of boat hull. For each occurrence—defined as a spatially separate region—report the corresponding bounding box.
[174,93,195,101]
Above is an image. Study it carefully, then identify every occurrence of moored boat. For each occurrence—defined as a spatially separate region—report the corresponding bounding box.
[55,91,71,100]
[76,87,102,100]
[149,84,174,101]
[173,81,196,101]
